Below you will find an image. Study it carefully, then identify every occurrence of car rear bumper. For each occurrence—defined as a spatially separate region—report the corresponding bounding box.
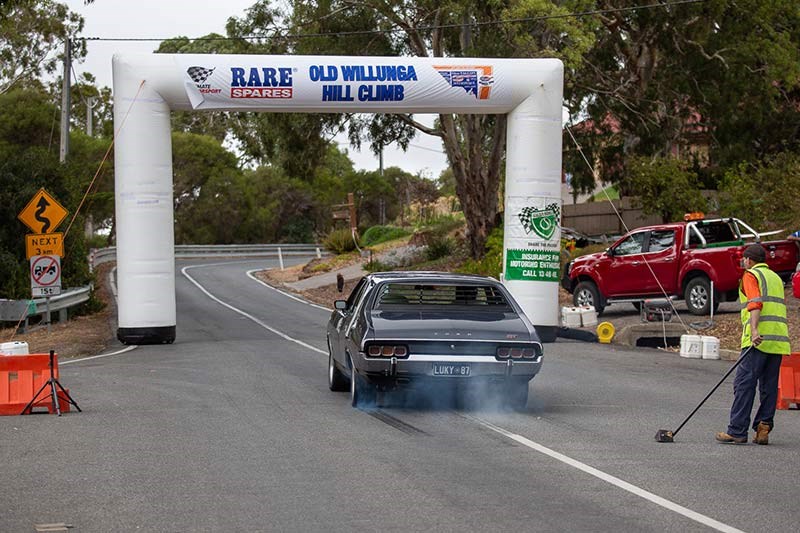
[357,354,542,388]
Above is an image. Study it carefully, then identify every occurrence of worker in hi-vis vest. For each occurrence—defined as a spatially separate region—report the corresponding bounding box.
[716,244,791,445]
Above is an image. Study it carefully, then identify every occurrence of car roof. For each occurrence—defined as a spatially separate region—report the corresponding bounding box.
[365,271,500,284]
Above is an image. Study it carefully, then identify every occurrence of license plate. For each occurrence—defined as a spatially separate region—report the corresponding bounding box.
[432,363,471,377]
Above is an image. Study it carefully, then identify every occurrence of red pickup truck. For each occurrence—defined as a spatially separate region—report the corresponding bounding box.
[561,216,799,315]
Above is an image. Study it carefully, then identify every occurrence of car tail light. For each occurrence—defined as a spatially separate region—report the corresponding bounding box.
[497,345,541,360]
[522,348,536,358]
[367,344,408,358]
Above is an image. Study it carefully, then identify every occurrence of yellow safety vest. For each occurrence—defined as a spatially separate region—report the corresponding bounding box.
[740,263,791,354]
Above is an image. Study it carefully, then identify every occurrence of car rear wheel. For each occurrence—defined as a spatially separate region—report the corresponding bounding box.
[349,355,375,408]
[573,280,605,314]
[328,341,348,392]
[684,276,720,316]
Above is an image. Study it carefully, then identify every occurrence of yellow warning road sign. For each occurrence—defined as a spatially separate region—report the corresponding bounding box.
[18,188,68,234]
[25,232,64,259]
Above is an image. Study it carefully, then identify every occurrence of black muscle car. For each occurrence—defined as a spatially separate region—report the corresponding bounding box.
[326,272,543,409]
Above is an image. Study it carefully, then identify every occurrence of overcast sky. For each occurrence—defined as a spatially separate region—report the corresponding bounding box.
[64,0,449,177]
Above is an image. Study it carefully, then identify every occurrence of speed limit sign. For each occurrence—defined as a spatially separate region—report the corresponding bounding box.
[30,254,61,297]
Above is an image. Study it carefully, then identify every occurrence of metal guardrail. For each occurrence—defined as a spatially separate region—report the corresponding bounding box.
[0,285,92,327]
[91,244,328,268]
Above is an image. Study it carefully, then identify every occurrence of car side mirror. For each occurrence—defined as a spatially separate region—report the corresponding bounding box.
[605,247,613,256]
[336,273,345,293]
[334,300,347,311]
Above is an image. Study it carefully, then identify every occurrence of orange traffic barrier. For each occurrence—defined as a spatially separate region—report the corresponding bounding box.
[777,352,800,410]
[0,353,72,415]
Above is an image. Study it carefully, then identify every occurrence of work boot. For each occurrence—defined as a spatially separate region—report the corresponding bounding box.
[715,432,747,444]
[753,422,770,445]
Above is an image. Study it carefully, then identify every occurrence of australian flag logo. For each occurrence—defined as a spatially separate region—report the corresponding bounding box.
[187,66,216,84]
[434,66,494,99]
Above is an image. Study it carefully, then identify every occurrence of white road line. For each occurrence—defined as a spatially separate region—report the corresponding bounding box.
[60,345,138,365]
[468,416,744,533]
[181,265,326,355]
[246,269,332,312]
[92,261,741,532]
[244,264,741,531]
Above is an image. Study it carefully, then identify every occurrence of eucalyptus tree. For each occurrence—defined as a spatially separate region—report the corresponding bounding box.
[0,0,85,94]
[566,0,800,194]
[228,0,594,257]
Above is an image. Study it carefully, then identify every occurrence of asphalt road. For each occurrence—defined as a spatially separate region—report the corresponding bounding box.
[4,257,799,532]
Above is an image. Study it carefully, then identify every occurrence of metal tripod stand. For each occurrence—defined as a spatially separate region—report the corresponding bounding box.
[21,350,81,416]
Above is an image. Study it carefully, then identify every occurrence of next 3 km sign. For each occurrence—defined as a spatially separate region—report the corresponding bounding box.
[30,255,61,297]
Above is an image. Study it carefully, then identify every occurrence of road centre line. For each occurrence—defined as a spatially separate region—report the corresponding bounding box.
[181,264,327,355]
[466,415,744,533]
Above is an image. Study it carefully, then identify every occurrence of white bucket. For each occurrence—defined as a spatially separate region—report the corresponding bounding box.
[578,305,598,327]
[561,306,582,328]
[680,335,703,358]
[0,341,29,356]
[701,336,720,360]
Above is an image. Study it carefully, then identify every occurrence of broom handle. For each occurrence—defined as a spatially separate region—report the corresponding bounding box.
[672,346,754,437]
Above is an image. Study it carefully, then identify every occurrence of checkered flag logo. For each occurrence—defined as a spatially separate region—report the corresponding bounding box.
[187,66,215,84]
[518,202,560,240]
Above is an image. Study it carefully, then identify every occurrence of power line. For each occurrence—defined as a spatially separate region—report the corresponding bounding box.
[77,0,706,43]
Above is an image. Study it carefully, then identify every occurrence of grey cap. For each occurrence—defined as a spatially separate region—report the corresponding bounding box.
[743,244,766,262]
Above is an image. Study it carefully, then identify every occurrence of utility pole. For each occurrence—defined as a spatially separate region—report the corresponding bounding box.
[86,96,96,137]
[59,39,71,163]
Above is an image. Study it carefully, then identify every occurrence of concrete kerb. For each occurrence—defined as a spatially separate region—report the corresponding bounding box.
[614,322,738,361]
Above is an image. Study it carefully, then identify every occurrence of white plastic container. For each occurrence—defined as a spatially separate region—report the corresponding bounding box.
[0,341,29,356]
[561,306,582,328]
[578,305,598,327]
[680,335,702,358]
[701,336,720,360]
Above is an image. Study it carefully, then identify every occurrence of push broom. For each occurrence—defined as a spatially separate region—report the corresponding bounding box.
[655,346,754,443]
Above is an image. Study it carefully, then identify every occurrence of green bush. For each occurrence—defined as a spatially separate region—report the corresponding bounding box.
[323,228,359,254]
[425,235,455,261]
[718,153,800,232]
[456,226,504,278]
[361,225,411,247]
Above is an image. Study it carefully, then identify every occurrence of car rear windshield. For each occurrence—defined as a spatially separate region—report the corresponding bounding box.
[375,283,511,308]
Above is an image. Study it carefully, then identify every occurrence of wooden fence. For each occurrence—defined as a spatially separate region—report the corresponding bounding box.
[562,197,662,238]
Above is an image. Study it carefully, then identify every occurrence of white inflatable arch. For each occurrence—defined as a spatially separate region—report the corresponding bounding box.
[112,54,563,344]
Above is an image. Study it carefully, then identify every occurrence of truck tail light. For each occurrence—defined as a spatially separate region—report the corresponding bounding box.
[367,344,408,358]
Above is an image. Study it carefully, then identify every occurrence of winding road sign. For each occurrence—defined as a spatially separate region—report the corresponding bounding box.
[18,188,68,234]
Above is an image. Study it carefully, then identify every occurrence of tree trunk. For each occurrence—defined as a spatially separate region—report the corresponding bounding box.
[439,113,506,258]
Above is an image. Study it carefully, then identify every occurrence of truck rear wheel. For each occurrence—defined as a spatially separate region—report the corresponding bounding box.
[684,277,720,315]
[573,281,605,314]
